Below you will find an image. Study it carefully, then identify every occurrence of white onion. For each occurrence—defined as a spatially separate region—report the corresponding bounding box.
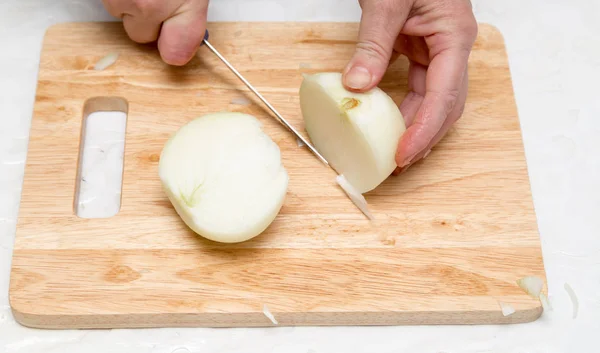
[564,283,579,318]
[299,62,312,69]
[336,174,373,220]
[299,72,406,193]
[262,304,278,325]
[296,138,305,147]
[516,276,544,298]
[94,52,119,70]
[497,301,515,316]
[158,112,288,243]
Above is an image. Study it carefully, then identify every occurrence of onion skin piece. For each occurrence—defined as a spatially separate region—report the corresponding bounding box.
[336,174,374,220]
[539,293,552,311]
[94,52,119,70]
[564,283,578,318]
[516,276,544,298]
[262,304,278,325]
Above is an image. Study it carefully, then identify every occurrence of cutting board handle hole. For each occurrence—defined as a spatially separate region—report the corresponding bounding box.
[74,97,129,218]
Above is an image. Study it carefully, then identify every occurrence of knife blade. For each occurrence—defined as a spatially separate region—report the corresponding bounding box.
[200,29,330,168]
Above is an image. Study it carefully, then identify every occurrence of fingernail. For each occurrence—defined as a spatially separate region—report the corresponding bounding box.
[345,66,372,90]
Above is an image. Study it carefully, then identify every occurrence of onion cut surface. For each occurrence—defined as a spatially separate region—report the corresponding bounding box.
[158,112,288,243]
[299,72,406,193]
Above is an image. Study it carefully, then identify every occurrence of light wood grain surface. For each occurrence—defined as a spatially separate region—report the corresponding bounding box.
[9,21,546,328]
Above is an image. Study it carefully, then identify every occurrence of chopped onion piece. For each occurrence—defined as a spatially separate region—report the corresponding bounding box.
[230,97,251,106]
[516,276,544,298]
[262,304,278,325]
[299,62,312,69]
[564,283,578,318]
[297,138,305,147]
[539,293,552,311]
[336,174,374,220]
[498,301,515,316]
[94,52,119,70]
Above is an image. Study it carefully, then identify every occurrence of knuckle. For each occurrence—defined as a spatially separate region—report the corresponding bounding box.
[371,0,394,13]
[437,0,478,42]
[454,102,466,120]
[367,0,411,16]
[356,39,391,63]
[361,0,391,13]
[444,89,461,115]
[460,16,479,42]
[436,89,460,117]
[435,0,461,14]
[131,0,159,17]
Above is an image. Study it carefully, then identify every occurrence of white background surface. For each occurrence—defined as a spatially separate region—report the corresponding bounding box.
[1,0,599,352]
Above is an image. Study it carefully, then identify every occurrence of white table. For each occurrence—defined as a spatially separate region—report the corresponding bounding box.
[1,1,598,352]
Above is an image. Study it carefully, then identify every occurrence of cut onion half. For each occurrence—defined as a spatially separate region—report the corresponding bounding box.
[299,72,406,193]
[158,112,288,243]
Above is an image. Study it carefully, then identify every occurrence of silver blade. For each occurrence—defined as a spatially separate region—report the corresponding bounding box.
[202,38,330,167]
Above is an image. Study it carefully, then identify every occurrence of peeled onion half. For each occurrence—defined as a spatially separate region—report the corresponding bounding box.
[299,72,406,193]
[159,112,289,243]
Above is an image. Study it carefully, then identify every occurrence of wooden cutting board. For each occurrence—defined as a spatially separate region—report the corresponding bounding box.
[9,21,547,329]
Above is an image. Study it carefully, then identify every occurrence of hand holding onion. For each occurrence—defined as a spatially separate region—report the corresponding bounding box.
[104,0,479,243]
[342,0,478,172]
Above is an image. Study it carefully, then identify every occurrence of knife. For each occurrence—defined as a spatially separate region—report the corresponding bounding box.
[200,29,330,168]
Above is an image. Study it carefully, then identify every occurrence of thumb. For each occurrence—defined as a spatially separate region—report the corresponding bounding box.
[158,1,209,66]
[343,0,411,91]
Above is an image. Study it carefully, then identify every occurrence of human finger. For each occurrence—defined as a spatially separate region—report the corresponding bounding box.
[421,67,469,155]
[399,60,427,127]
[158,1,209,66]
[102,0,181,44]
[395,21,476,168]
[397,64,469,172]
[393,34,430,67]
[122,14,161,43]
[342,0,413,92]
